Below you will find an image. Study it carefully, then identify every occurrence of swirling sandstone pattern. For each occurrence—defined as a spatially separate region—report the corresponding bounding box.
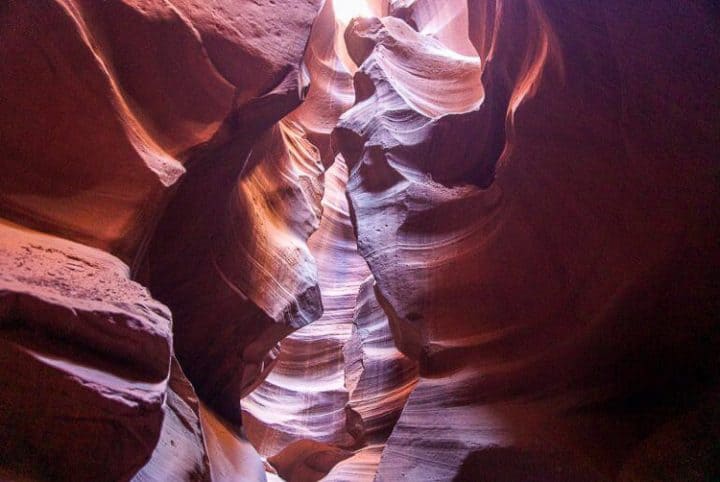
[147,0,323,426]
[1,0,321,479]
[337,1,720,480]
[242,156,370,461]
[243,156,418,482]
[242,3,420,480]
[0,0,718,480]
[323,277,419,481]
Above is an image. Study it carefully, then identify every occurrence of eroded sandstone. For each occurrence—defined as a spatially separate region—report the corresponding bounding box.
[0,221,172,481]
[0,1,718,480]
[336,1,720,480]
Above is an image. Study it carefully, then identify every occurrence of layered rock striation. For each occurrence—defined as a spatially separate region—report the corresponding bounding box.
[0,0,718,481]
[1,0,323,479]
[336,1,720,480]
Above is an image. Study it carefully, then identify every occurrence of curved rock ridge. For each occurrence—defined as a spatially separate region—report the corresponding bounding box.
[389,0,478,57]
[133,359,212,482]
[242,156,370,459]
[336,1,720,480]
[150,113,325,425]
[338,15,498,189]
[342,277,418,448]
[220,119,324,331]
[0,221,172,481]
[199,403,267,482]
[467,0,563,162]
[345,16,483,119]
[0,0,319,265]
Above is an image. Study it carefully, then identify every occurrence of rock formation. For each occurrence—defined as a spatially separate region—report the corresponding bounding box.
[0,0,718,481]
[242,157,370,458]
[133,359,211,482]
[1,0,323,479]
[336,1,720,480]
[0,221,172,481]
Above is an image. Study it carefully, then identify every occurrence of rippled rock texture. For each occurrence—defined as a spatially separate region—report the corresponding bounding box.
[242,3,420,480]
[242,156,417,481]
[337,1,720,480]
[1,0,322,479]
[1,0,719,480]
[243,158,370,457]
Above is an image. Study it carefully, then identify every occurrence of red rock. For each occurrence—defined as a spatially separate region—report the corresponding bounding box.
[336,1,720,480]
[1,0,719,480]
[0,0,321,266]
[0,221,172,481]
[150,115,325,425]
[147,1,323,425]
[133,359,211,482]
[0,0,225,261]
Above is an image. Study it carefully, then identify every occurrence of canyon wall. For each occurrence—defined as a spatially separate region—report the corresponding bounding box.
[336,1,720,480]
[1,0,719,481]
[1,0,322,479]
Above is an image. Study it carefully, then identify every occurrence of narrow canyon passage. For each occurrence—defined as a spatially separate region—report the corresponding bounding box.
[240,2,421,478]
[242,157,372,461]
[0,1,718,482]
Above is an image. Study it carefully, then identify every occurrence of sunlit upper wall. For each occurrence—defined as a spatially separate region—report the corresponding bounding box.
[333,0,373,24]
[331,0,387,73]
[389,0,479,58]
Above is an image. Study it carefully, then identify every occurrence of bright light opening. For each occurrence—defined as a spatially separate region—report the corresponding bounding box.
[333,0,373,24]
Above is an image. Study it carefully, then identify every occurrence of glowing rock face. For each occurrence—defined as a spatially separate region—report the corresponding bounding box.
[0,0,719,481]
[241,4,421,480]
[242,157,369,457]
[333,0,374,25]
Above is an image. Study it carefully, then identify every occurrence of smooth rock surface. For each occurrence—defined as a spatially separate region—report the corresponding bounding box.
[133,358,212,482]
[147,0,323,425]
[337,1,720,480]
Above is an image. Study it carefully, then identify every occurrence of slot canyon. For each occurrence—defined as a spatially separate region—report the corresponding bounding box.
[0,0,718,480]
